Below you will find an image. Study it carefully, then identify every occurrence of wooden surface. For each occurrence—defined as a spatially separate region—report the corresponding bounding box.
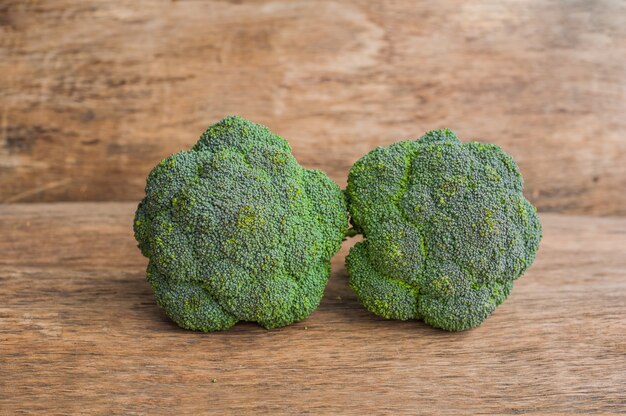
[1,1,626,214]
[0,202,624,414]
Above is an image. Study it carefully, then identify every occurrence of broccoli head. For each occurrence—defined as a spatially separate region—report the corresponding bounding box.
[134,116,348,331]
[345,129,541,331]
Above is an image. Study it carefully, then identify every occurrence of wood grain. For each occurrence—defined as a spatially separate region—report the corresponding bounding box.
[1,1,625,214]
[0,202,624,414]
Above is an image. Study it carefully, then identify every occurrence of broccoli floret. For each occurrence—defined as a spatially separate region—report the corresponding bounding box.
[134,116,348,331]
[345,129,541,331]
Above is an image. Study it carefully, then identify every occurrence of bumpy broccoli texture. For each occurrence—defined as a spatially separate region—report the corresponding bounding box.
[345,129,541,331]
[134,116,348,331]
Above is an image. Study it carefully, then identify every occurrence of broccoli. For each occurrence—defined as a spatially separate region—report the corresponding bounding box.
[134,116,348,331]
[345,129,541,331]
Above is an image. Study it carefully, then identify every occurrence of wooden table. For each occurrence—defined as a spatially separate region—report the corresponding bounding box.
[2,1,626,216]
[1,202,624,414]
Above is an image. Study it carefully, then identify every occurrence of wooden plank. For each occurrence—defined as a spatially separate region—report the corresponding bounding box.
[0,202,624,414]
[1,1,625,214]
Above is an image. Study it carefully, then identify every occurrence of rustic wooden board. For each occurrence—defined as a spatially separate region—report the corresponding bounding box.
[0,202,624,414]
[1,1,626,214]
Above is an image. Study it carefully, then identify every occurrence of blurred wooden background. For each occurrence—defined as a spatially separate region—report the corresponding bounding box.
[1,0,625,214]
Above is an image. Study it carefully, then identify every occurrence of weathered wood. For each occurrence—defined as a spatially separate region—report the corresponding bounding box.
[1,1,625,214]
[0,202,624,414]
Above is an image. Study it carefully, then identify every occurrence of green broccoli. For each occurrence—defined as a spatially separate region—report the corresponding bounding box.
[345,129,541,331]
[134,116,348,331]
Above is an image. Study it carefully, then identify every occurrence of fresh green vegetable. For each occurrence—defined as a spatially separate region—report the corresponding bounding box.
[345,129,541,331]
[134,116,348,331]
